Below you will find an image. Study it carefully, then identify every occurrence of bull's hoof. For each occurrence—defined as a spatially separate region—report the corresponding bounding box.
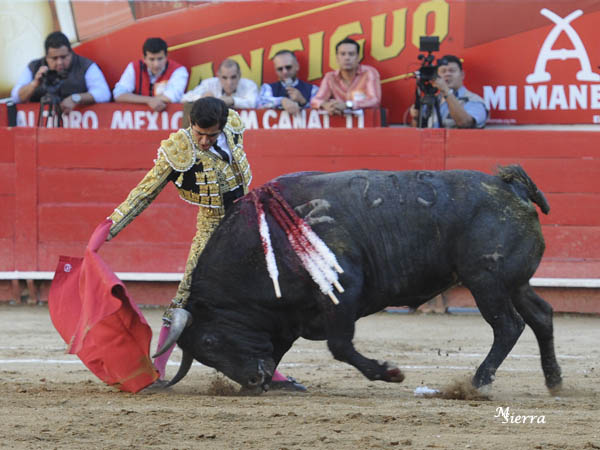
[383,365,405,383]
[547,378,562,396]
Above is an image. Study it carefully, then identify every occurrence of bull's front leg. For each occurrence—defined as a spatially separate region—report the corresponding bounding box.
[328,336,404,382]
[325,307,404,383]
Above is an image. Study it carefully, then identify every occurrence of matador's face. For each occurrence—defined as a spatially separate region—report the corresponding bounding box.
[191,124,221,151]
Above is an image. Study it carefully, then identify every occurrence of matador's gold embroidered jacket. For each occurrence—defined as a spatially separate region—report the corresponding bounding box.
[108,109,251,308]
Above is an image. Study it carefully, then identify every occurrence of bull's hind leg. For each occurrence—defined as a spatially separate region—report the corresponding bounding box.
[511,284,562,393]
[467,277,525,388]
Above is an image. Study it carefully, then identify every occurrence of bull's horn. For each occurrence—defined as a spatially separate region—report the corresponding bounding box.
[152,308,192,358]
[166,350,194,387]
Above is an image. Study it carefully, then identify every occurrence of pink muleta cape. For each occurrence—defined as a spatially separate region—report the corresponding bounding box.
[48,219,158,393]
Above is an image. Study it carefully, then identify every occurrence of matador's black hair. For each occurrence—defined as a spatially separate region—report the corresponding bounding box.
[190,97,229,130]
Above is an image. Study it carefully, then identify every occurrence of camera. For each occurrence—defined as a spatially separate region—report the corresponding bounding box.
[40,69,66,95]
[417,36,441,84]
[413,36,445,128]
[37,69,67,128]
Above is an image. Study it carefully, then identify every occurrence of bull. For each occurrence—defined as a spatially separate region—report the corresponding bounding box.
[156,166,562,394]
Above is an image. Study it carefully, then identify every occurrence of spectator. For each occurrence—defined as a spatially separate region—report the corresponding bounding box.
[310,37,381,115]
[257,50,318,115]
[113,37,189,112]
[410,55,488,128]
[11,31,111,113]
[106,97,305,391]
[182,59,257,109]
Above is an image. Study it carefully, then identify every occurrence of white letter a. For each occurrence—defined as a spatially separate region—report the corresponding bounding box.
[526,9,600,83]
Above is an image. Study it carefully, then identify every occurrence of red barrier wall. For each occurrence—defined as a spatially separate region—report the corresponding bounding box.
[1,126,599,311]
[0,128,16,272]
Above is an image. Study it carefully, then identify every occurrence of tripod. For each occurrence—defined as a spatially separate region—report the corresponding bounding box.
[414,83,442,128]
[38,93,63,127]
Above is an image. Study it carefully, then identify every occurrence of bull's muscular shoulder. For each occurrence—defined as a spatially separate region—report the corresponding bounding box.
[225,109,244,135]
[160,129,196,172]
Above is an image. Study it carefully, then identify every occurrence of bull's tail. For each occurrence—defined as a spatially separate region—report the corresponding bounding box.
[496,164,550,215]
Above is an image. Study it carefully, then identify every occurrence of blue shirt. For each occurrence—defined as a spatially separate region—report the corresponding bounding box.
[436,86,488,128]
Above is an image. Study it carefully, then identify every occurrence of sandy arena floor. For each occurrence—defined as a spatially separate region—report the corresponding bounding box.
[0,305,598,449]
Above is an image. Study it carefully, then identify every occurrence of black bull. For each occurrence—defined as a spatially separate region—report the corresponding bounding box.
[159,166,562,393]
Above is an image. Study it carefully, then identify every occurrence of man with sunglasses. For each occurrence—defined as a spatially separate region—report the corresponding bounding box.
[106,97,305,391]
[258,50,318,115]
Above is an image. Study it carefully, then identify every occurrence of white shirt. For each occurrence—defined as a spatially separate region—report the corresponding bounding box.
[112,61,189,102]
[182,77,258,109]
[10,62,111,103]
[209,132,232,162]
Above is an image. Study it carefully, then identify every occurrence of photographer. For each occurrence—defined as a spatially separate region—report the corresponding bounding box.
[11,31,110,114]
[410,55,488,128]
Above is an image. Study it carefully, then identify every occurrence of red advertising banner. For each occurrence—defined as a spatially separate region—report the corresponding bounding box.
[466,3,600,125]
[68,0,600,125]
[6,103,381,130]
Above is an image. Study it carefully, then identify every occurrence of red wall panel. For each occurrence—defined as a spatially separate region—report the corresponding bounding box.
[0,163,16,197]
[0,239,14,271]
[542,226,600,260]
[37,169,178,204]
[446,130,599,159]
[38,203,196,243]
[0,129,14,163]
[445,157,600,194]
[0,196,15,239]
[541,194,600,227]
[13,129,38,271]
[37,128,165,169]
[245,127,443,186]
[0,129,16,270]
[1,126,599,291]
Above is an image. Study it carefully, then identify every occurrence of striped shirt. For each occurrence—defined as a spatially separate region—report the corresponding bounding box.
[310,64,381,109]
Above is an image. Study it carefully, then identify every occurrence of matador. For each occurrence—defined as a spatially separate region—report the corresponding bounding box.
[106,97,305,391]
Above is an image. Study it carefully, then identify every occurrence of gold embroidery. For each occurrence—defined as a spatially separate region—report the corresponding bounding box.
[164,207,224,320]
[109,109,251,316]
[159,129,196,172]
[108,152,173,239]
[175,172,184,187]
[167,112,251,209]
[226,108,245,134]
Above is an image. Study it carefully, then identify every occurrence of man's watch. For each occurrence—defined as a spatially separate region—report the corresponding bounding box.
[345,100,354,109]
[71,93,82,104]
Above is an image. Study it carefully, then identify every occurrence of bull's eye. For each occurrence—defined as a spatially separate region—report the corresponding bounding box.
[202,334,217,348]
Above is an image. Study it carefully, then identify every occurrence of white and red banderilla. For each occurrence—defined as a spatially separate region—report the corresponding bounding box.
[251,186,344,305]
